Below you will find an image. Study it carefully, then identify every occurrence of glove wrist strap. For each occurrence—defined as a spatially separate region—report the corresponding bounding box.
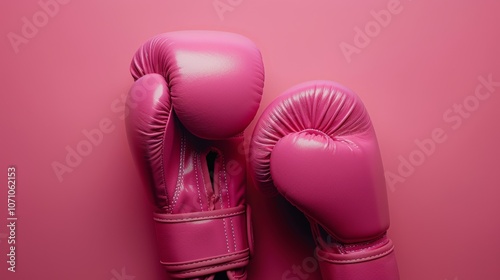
[153,204,253,278]
[316,236,400,280]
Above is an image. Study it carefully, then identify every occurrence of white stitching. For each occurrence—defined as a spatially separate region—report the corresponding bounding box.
[194,152,203,211]
[160,137,169,212]
[218,156,230,253]
[171,134,185,212]
[153,210,245,222]
[200,152,209,206]
[321,247,394,263]
[230,217,237,251]
[222,218,230,253]
[221,155,237,252]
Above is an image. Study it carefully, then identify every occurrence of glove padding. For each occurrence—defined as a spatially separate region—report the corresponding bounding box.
[250,81,399,280]
[126,31,264,279]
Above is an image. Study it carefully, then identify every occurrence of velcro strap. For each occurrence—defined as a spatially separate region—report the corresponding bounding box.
[153,205,252,278]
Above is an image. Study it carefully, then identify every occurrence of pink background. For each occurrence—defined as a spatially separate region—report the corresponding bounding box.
[1,0,499,279]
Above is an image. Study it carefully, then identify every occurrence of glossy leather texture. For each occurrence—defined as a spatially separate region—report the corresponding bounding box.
[126,31,264,279]
[250,81,399,280]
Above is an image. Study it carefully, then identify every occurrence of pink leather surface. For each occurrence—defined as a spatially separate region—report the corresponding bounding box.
[250,80,399,279]
[251,81,390,243]
[125,31,263,279]
[153,206,250,278]
[129,31,264,140]
[318,250,400,280]
[1,1,500,280]
[152,206,249,265]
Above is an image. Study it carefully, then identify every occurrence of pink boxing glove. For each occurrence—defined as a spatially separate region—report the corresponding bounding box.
[250,81,399,280]
[125,31,264,279]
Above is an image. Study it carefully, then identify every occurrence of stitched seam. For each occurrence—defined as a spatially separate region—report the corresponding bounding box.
[194,152,203,211]
[200,151,209,205]
[222,155,237,252]
[342,242,382,250]
[323,247,393,263]
[171,134,185,212]
[218,157,230,253]
[161,250,249,267]
[170,259,248,276]
[222,217,230,253]
[153,210,245,222]
[160,135,169,212]
[230,217,236,252]
[334,236,388,253]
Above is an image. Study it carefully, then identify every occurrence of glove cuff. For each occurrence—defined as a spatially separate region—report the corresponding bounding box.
[316,237,400,280]
[153,205,253,278]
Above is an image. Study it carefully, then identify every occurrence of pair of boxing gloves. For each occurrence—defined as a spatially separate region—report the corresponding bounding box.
[125,31,400,280]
